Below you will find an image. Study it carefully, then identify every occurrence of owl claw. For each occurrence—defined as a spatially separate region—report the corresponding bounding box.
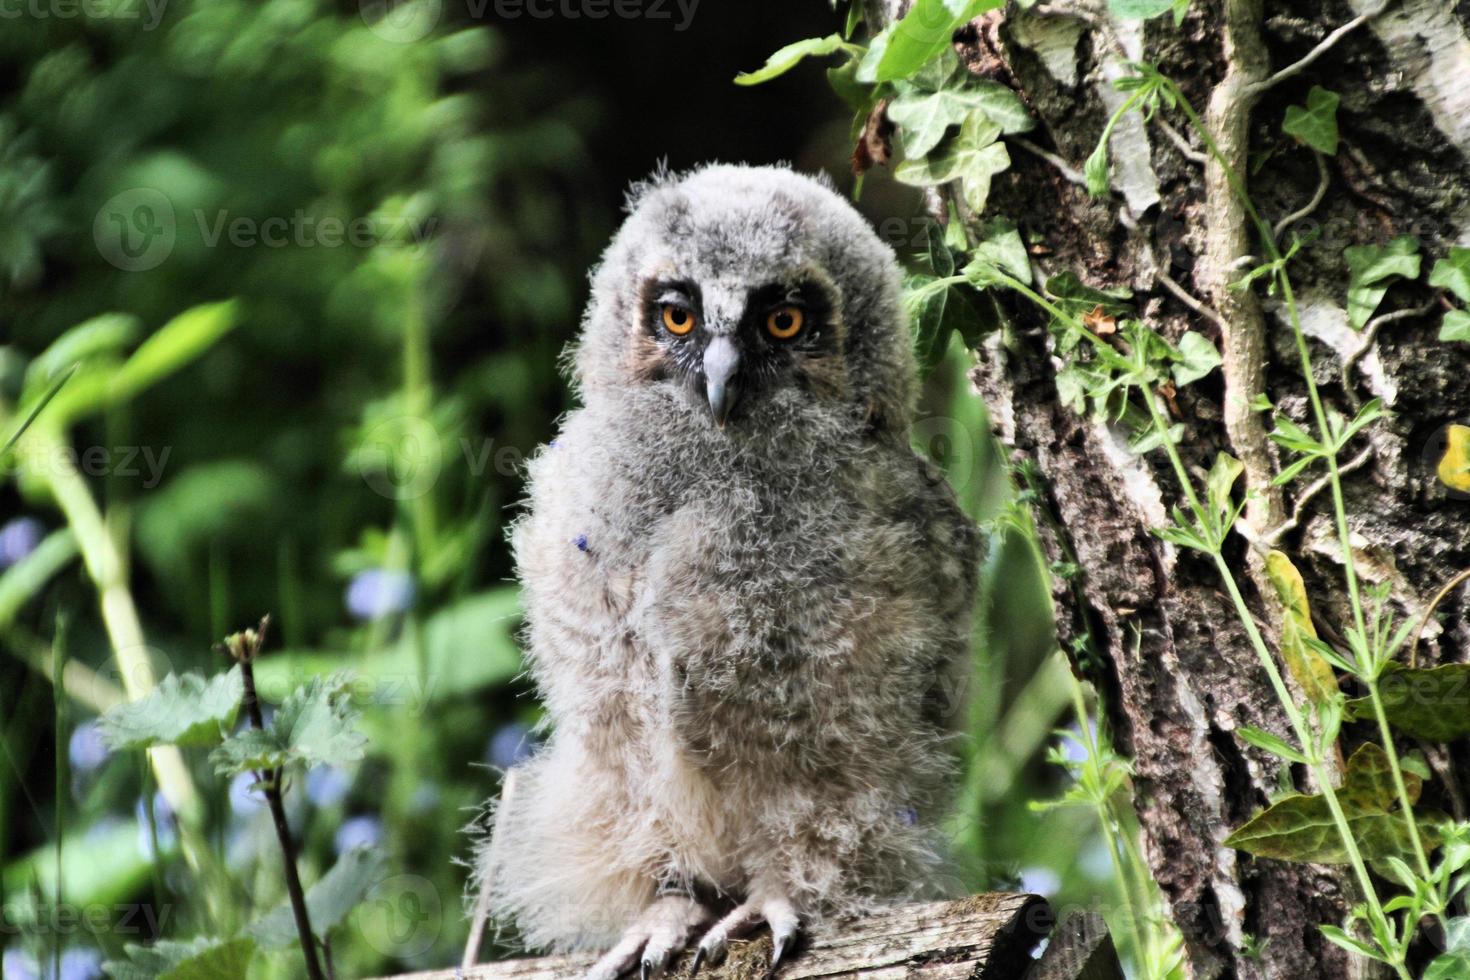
[582,895,708,980]
[688,896,800,975]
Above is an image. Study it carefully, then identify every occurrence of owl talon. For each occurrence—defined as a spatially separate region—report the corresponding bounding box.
[582,895,708,980]
[689,896,800,975]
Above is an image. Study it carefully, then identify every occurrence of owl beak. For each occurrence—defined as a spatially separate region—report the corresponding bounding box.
[703,335,741,427]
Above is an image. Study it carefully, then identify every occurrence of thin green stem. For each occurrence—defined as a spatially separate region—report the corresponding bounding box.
[1163,69,1438,901]
[1068,679,1151,970]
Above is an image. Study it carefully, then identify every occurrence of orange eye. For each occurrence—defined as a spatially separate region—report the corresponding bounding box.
[766,305,804,340]
[661,304,696,336]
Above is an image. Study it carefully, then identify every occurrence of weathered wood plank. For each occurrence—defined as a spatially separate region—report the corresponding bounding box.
[1025,911,1124,980]
[380,894,1052,980]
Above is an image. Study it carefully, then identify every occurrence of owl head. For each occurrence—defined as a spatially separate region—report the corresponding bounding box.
[573,164,916,437]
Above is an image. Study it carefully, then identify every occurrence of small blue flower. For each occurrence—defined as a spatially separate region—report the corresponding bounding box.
[306,766,352,809]
[0,517,43,570]
[4,948,40,980]
[486,722,540,770]
[346,569,416,621]
[572,534,589,553]
[1019,866,1062,897]
[53,948,103,980]
[228,772,266,815]
[334,814,383,854]
[68,721,109,773]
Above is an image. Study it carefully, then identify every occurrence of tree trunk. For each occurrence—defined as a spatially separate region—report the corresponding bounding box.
[882,1,1470,977]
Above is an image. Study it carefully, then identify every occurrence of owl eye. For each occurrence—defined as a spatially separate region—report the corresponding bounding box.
[661,304,696,336]
[765,305,804,340]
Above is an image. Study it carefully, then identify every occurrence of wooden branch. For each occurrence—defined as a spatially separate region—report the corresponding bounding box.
[383,894,1057,980]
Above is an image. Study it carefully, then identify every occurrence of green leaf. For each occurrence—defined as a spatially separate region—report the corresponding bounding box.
[1236,725,1308,764]
[1171,331,1222,386]
[1319,926,1388,964]
[250,847,387,948]
[1083,142,1110,197]
[21,313,139,401]
[969,217,1031,285]
[98,668,244,751]
[1344,663,1470,741]
[1426,951,1470,980]
[1282,86,1340,155]
[1108,0,1181,19]
[1044,272,1132,316]
[46,301,240,431]
[210,673,365,775]
[1428,246,1470,304]
[734,34,849,86]
[867,0,1001,83]
[894,113,1010,212]
[1225,743,1445,863]
[1206,452,1243,519]
[1344,236,1421,329]
[1265,550,1340,706]
[104,936,255,980]
[1440,309,1470,343]
[906,274,997,374]
[890,84,1031,157]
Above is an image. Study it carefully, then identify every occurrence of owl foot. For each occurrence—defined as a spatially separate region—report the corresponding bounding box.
[583,894,711,980]
[689,895,799,974]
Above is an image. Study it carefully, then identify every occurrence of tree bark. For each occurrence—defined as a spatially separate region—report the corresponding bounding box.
[882,1,1470,977]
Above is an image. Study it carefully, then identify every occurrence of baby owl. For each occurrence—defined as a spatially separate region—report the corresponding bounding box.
[480,163,983,980]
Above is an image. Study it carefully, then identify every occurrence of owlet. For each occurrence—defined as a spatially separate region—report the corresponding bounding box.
[477,163,982,980]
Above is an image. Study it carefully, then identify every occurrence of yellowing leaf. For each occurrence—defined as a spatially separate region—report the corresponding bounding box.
[1265,550,1339,704]
[1439,424,1470,493]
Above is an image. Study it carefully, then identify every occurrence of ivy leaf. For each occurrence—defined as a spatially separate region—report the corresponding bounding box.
[98,668,243,751]
[1171,331,1222,386]
[1108,0,1186,20]
[210,674,365,776]
[970,217,1031,285]
[1044,272,1133,317]
[864,0,1002,83]
[1264,551,1340,706]
[1225,744,1445,863]
[103,936,255,980]
[893,113,1010,212]
[1440,310,1470,343]
[1439,424,1470,493]
[1427,918,1470,979]
[1428,246,1470,304]
[1282,86,1341,155]
[1344,663,1470,741]
[734,34,849,86]
[1344,235,1421,329]
[250,847,387,948]
[890,83,1031,158]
